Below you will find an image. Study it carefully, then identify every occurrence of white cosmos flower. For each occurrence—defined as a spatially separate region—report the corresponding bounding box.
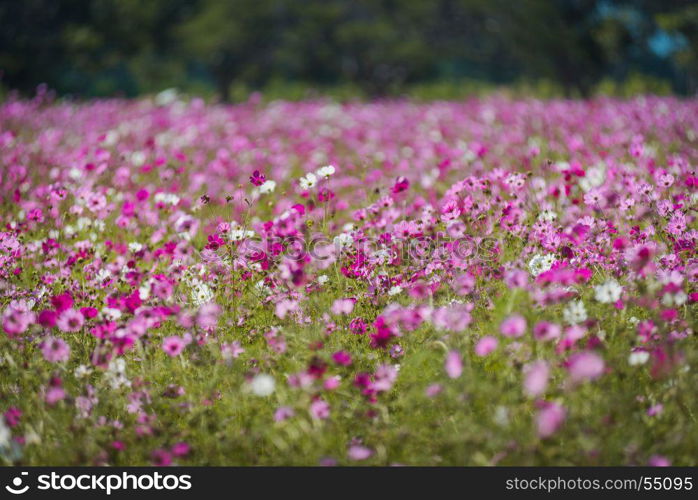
[299,172,318,190]
[538,209,557,222]
[661,291,688,307]
[388,285,403,296]
[190,282,214,306]
[333,233,354,249]
[563,300,588,325]
[131,151,146,167]
[594,280,623,304]
[250,374,275,396]
[528,253,555,276]
[259,180,276,194]
[0,418,10,448]
[96,269,112,282]
[102,307,122,321]
[74,364,93,378]
[628,351,650,366]
[316,165,336,178]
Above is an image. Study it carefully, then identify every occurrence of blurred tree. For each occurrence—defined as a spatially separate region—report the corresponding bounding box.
[0,0,69,93]
[177,0,284,101]
[653,2,698,93]
[0,0,696,98]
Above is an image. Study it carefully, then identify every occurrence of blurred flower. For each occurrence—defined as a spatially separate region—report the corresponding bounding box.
[250,374,275,397]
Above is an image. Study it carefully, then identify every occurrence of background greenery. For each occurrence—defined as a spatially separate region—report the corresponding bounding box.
[0,0,697,100]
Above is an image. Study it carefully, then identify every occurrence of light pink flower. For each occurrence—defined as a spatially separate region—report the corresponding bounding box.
[274,406,295,422]
[45,386,66,406]
[310,398,330,420]
[56,308,84,333]
[331,298,355,315]
[2,307,34,337]
[523,360,549,397]
[348,445,374,461]
[500,314,526,338]
[475,336,498,356]
[275,299,299,320]
[445,350,463,379]
[533,321,561,342]
[537,402,566,438]
[41,336,71,363]
[425,383,443,398]
[162,336,186,357]
[648,455,671,467]
[196,302,221,329]
[567,351,605,382]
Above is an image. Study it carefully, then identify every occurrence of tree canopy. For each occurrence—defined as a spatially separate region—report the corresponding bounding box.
[0,0,695,99]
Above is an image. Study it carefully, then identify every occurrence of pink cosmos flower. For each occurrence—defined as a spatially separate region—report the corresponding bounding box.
[389,344,404,358]
[647,404,663,417]
[2,307,35,337]
[45,386,66,406]
[567,351,605,382]
[162,336,186,357]
[348,445,374,461]
[349,317,367,334]
[537,402,566,438]
[648,455,671,467]
[371,364,398,392]
[500,314,526,338]
[425,383,443,398]
[275,299,299,320]
[445,350,463,379]
[475,336,498,356]
[151,449,173,466]
[533,321,561,342]
[331,298,355,315]
[196,302,221,329]
[41,336,71,363]
[523,361,550,397]
[310,398,330,420]
[323,376,341,390]
[221,341,244,360]
[274,406,295,422]
[56,309,84,333]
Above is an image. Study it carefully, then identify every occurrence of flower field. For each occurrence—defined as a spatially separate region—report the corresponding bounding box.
[1,94,697,466]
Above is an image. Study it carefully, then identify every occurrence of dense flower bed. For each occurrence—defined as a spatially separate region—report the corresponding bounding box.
[1,93,696,465]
